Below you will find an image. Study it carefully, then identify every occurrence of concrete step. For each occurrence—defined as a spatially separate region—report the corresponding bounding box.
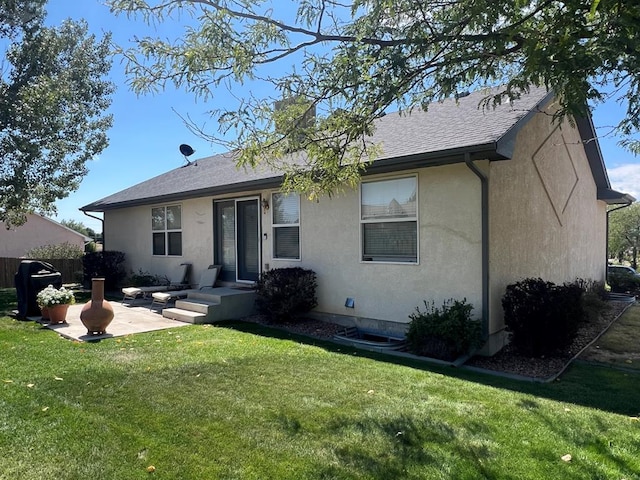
[175,298,220,314]
[162,308,206,324]
[159,287,258,324]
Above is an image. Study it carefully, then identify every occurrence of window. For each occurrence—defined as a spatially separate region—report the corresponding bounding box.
[152,205,182,256]
[361,176,417,263]
[272,192,300,259]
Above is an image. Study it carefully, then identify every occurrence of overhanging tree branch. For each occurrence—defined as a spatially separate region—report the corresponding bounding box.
[108,0,640,198]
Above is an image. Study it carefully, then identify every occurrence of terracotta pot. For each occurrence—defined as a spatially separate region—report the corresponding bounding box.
[80,278,114,335]
[47,304,69,325]
[40,306,50,321]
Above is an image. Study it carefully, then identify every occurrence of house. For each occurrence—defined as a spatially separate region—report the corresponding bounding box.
[0,214,91,258]
[81,87,633,355]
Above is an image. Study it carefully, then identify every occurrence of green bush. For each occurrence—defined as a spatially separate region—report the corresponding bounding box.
[82,251,127,290]
[406,299,482,361]
[255,267,318,322]
[608,271,640,294]
[25,242,84,259]
[127,269,169,287]
[575,279,608,323]
[502,278,585,357]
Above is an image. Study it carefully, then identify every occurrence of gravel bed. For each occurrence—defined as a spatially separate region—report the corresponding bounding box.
[242,301,632,380]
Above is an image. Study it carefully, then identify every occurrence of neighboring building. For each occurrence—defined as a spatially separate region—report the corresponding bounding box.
[0,214,91,258]
[81,87,633,354]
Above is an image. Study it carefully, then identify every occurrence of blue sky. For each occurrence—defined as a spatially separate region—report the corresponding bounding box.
[47,0,223,232]
[45,0,640,232]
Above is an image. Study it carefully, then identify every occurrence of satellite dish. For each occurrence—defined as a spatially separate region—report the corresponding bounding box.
[179,144,195,157]
[179,144,196,166]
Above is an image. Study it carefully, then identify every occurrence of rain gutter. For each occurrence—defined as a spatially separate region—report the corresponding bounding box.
[82,211,105,249]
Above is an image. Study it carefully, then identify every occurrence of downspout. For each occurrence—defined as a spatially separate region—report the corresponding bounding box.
[82,211,105,249]
[464,153,489,340]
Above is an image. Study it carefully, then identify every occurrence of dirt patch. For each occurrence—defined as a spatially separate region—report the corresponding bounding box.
[242,315,345,339]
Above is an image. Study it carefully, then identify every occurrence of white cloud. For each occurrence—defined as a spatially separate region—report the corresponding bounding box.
[607,163,640,200]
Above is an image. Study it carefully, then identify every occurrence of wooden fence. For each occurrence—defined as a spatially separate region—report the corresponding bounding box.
[0,257,84,288]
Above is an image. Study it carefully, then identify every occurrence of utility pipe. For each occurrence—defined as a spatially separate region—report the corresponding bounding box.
[464,153,489,339]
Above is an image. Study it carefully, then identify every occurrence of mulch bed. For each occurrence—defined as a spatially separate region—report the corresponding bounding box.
[243,300,633,380]
[241,315,345,339]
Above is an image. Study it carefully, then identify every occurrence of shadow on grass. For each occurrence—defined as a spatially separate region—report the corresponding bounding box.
[217,319,640,417]
[19,354,637,480]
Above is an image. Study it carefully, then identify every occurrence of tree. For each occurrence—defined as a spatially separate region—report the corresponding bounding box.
[108,0,640,198]
[0,1,113,226]
[609,203,640,268]
[60,218,96,239]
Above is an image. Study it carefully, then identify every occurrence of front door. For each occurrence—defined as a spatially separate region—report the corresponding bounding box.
[214,198,260,282]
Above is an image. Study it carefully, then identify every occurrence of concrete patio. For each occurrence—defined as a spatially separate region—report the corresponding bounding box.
[35,300,189,341]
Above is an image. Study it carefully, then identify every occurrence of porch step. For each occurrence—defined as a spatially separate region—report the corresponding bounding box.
[162,308,206,324]
[161,287,257,324]
[175,298,220,314]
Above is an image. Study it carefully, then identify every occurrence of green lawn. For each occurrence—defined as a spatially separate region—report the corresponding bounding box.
[1,288,639,479]
[580,305,640,371]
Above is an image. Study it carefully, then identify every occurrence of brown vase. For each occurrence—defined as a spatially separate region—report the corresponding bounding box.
[40,306,50,321]
[47,304,69,324]
[80,278,114,335]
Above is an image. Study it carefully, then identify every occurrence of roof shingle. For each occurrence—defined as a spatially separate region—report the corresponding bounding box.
[82,86,557,211]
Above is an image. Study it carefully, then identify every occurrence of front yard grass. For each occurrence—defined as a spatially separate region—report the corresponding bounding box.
[1,288,639,479]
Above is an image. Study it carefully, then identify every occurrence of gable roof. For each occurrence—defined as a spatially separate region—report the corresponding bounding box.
[0,214,93,242]
[82,86,629,211]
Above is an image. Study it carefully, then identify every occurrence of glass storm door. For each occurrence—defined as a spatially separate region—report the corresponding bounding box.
[214,198,260,282]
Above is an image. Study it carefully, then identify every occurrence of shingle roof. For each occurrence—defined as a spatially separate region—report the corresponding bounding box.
[369,86,549,161]
[83,86,623,211]
[83,151,282,211]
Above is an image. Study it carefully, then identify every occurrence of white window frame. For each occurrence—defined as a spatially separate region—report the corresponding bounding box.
[151,204,183,257]
[360,175,419,264]
[271,192,301,261]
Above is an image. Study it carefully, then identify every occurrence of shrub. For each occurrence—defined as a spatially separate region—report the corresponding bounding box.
[406,299,482,361]
[127,269,169,287]
[607,271,640,294]
[25,242,84,259]
[255,267,318,322]
[575,279,608,323]
[82,251,127,290]
[502,278,585,357]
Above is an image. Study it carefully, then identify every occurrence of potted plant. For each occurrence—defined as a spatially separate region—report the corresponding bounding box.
[36,285,76,324]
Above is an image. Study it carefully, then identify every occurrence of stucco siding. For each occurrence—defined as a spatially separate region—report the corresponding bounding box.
[265,165,483,324]
[488,110,607,339]
[105,164,483,326]
[104,198,217,284]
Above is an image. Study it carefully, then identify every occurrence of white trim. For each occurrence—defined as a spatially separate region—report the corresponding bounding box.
[151,204,183,257]
[359,174,419,264]
[271,191,301,261]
